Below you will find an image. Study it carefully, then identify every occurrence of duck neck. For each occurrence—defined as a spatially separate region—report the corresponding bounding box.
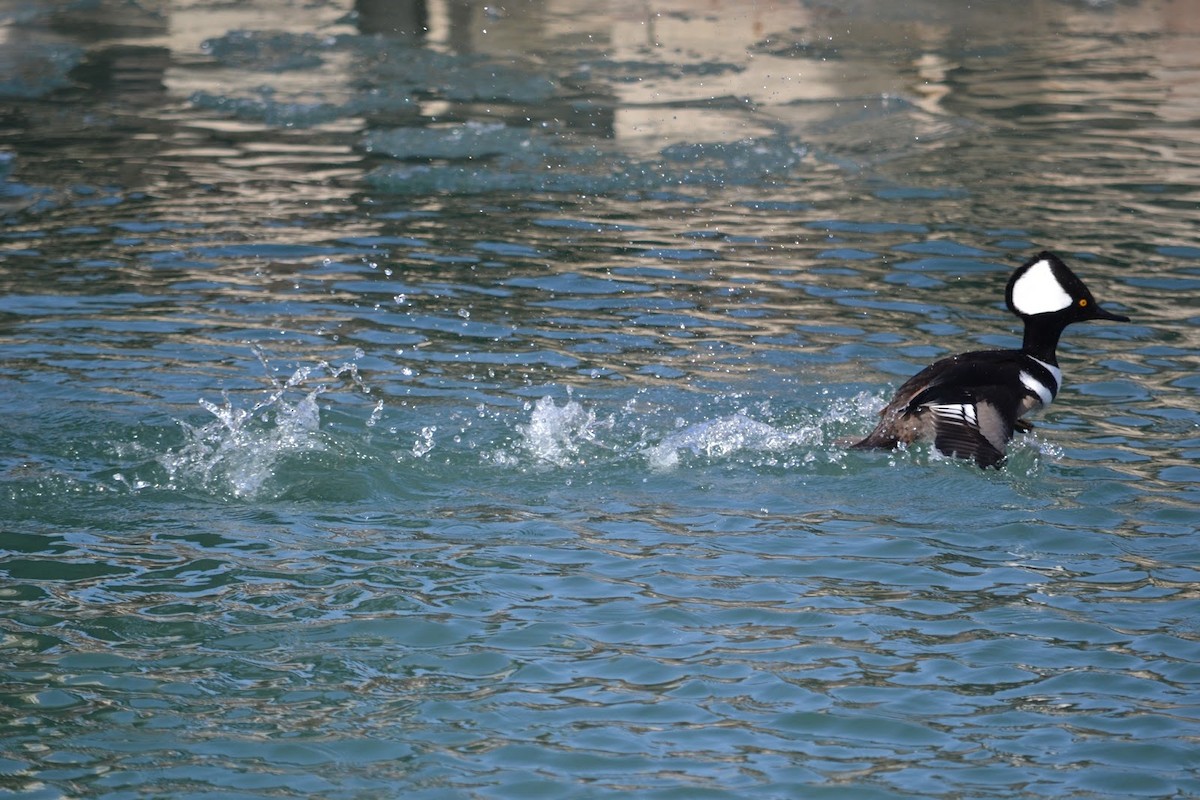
[1021,316,1065,365]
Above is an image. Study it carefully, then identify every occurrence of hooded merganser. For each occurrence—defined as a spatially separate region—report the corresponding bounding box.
[852,251,1130,468]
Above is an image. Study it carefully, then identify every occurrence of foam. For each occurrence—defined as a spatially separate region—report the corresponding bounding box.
[516,396,612,468]
[156,351,373,499]
[645,413,822,471]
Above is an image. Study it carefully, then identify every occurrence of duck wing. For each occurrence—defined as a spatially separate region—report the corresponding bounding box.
[911,387,1022,468]
[854,350,1030,467]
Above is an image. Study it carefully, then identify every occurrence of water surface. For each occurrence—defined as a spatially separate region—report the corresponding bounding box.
[2,1,1200,798]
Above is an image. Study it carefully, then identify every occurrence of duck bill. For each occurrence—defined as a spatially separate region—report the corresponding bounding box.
[1092,304,1130,322]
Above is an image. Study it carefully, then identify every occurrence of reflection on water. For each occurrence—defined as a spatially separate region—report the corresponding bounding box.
[3,0,1200,798]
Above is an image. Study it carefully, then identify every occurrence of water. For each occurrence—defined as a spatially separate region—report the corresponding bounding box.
[2,1,1200,797]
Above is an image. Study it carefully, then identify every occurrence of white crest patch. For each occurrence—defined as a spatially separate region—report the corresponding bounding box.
[1012,259,1073,316]
[1019,370,1054,407]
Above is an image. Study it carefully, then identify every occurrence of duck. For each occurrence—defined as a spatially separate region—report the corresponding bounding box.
[851,251,1129,468]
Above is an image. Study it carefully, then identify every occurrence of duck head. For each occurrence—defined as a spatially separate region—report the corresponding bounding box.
[1006,251,1129,324]
[1004,251,1129,363]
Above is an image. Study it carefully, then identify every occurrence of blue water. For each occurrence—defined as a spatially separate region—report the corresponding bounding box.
[3,1,1200,798]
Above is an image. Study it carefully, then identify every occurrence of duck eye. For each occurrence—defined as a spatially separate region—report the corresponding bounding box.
[1079,298,1088,307]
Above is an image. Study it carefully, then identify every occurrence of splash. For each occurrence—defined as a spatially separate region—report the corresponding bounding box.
[822,389,889,429]
[644,413,822,471]
[516,395,613,467]
[157,350,374,498]
[504,391,882,473]
[641,389,890,471]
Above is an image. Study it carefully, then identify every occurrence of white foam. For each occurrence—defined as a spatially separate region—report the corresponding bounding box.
[517,396,612,467]
[508,390,883,473]
[1011,259,1072,316]
[160,384,325,498]
[157,351,375,499]
[644,412,820,472]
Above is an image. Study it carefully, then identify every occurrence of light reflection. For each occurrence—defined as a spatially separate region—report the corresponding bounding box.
[0,0,1195,462]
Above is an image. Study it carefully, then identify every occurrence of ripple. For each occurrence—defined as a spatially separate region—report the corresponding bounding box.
[2,4,1200,799]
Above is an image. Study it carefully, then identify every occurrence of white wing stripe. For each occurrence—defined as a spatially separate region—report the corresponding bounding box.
[930,403,977,427]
